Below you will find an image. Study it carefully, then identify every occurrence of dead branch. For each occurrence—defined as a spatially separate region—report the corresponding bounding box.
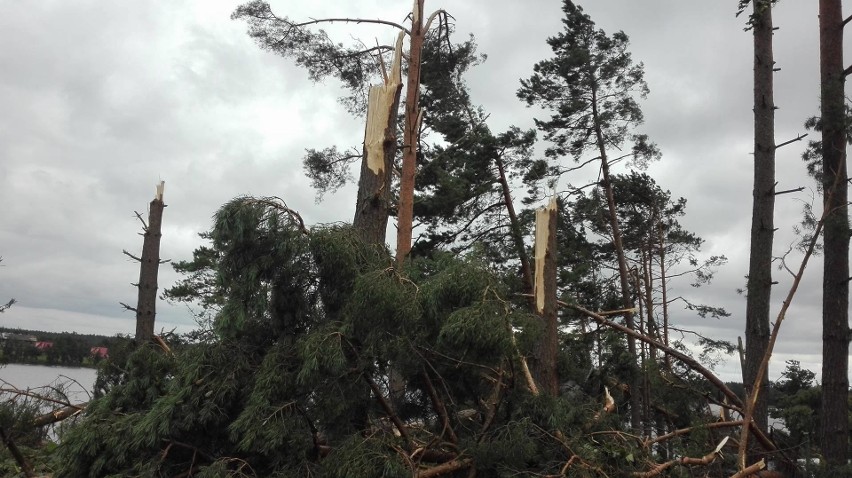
[0,387,81,410]
[33,403,87,427]
[730,459,766,478]
[422,370,458,445]
[416,458,473,478]
[119,302,137,312]
[774,186,805,196]
[122,249,142,262]
[737,172,832,469]
[556,300,744,411]
[646,420,743,446]
[363,374,411,444]
[634,437,728,477]
[134,211,149,231]
[773,133,807,150]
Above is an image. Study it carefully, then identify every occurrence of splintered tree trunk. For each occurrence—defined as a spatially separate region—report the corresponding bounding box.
[744,0,775,449]
[396,0,426,265]
[353,34,404,245]
[135,181,165,343]
[531,197,558,395]
[819,0,849,467]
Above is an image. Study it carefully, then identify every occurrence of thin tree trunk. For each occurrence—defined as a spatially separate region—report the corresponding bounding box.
[744,0,775,450]
[819,0,849,467]
[657,220,672,371]
[531,197,558,395]
[135,182,165,343]
[496,155,534,293]
[591,85,641,432]
[353,34,404,245]
[396,0,425,265]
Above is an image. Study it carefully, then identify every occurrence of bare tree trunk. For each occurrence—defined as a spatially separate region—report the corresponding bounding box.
[657,220,672,372]
[0,427,34,478]
[744,0,775,452]
[531,197,558,395]
[819,0,849,467]
[396,0,426,265]
[353,34,404,245]
[135,182,165,343]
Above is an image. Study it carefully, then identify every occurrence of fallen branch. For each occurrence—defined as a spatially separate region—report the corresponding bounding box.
[737,172,832,470]
[33,403,87,427]
[416,458,473,478]
[634,437,728,477]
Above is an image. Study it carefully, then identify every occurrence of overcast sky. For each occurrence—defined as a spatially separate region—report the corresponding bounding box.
[0,1,844,382]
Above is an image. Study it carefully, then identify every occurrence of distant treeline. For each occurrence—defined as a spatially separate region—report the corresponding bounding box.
[0,327,128,368]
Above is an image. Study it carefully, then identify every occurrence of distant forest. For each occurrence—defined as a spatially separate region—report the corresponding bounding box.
[0,327,124,368]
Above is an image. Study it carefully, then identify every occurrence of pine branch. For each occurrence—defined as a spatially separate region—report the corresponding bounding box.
[119,302,137,312]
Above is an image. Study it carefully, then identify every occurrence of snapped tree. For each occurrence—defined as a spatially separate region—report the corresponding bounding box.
[518,0,660,432]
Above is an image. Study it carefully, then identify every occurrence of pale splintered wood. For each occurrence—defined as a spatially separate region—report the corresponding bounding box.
[155,180,164,201]
[364,33,403,176]
[534,196,557,313]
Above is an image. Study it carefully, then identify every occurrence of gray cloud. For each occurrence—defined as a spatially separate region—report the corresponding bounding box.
[0,0,842,382]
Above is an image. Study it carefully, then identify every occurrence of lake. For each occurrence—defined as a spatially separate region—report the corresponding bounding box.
[0,363,97,404]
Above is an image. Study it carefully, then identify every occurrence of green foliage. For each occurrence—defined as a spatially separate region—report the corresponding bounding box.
[518,1,658,166]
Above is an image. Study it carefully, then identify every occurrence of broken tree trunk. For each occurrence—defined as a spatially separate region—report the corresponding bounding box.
[353,34,404,245]
[531,196,558,395]
[395,0,426,265]
[134,181,165,343]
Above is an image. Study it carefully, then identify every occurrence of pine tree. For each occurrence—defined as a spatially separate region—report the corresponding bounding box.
[518,0,659,433]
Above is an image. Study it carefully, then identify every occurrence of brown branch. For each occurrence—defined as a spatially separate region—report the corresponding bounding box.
[774,186,805,196]
[730,459,766,478]
[119,302,137,312]
[134,211,148,231]
[33,403,87,427]
[0,388,80,409]
[422,369,458,444]
[773,133,807,150]
[363,374,411,444]
[557,299,744,410]
[737,173,832,469]
[646,420,743,446]
[297,17,410,35]
[844,14,852,27]
[122,249,142,262]
[0,427,34,478]
[634,437,728,478]
[416,458,473,478]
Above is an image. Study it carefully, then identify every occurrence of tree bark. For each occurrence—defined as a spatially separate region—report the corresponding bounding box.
[819,0,849,468]
[353,34,404,245]
[743,0,775,455]
[135,181,165,343]
[531,197,558,395]
[396,0,425,265]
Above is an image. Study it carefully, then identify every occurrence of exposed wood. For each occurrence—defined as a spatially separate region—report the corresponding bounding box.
[353,33,404,245]
[134,181,165,343]
[396,0,426,265]
[33,403,86,427]
[531,196,558,395]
